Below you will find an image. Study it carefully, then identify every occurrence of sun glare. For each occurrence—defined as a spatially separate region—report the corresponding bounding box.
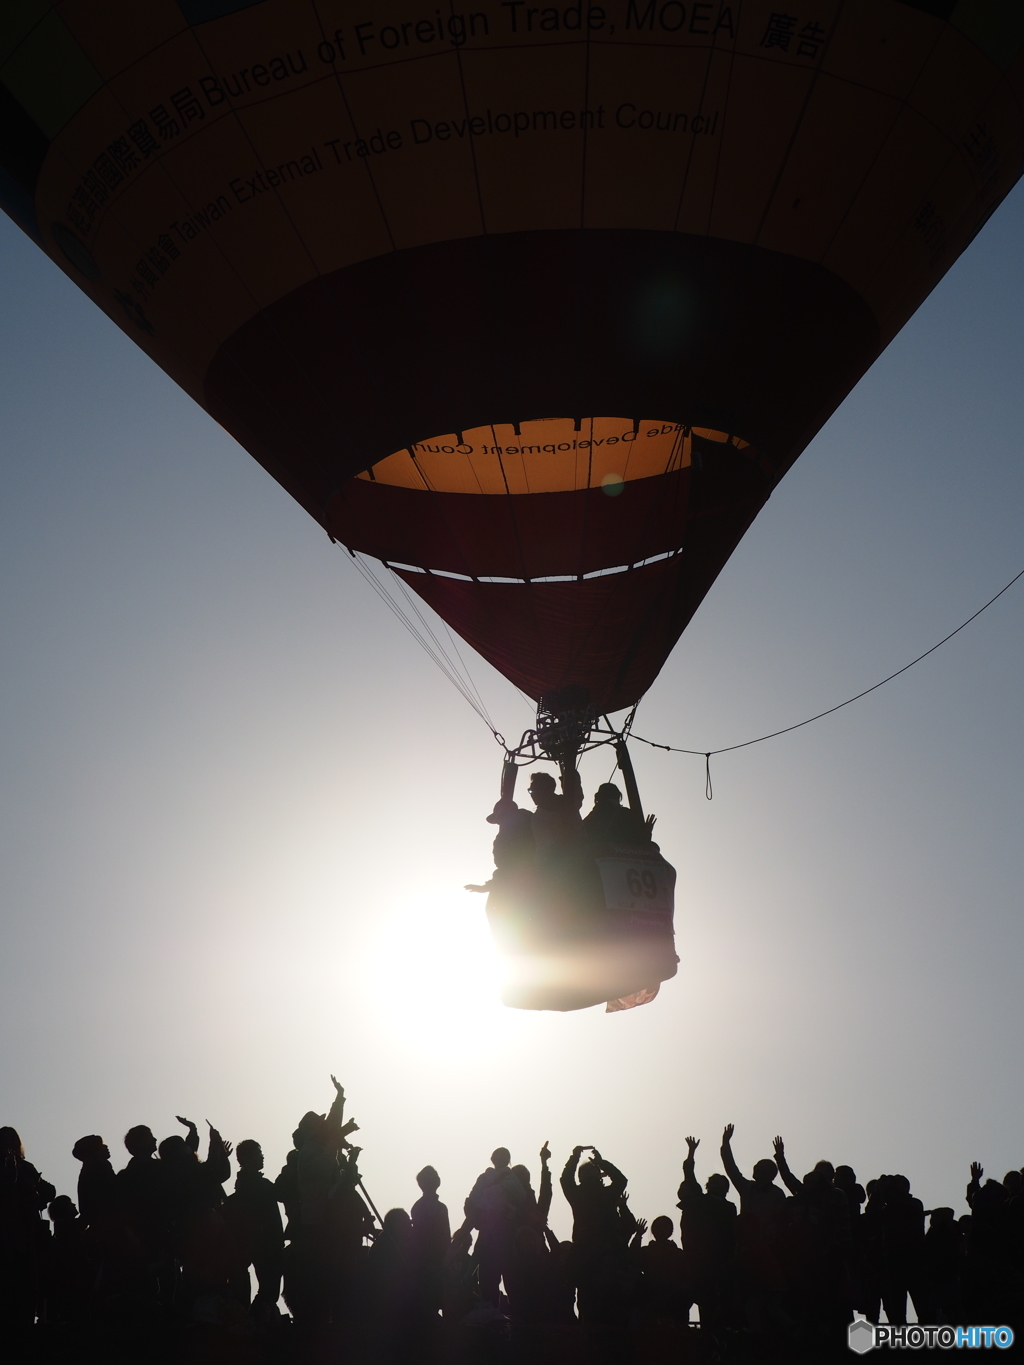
[362,888,533,1060]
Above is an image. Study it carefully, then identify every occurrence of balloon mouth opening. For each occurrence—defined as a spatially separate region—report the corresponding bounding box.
[357,416,751,496]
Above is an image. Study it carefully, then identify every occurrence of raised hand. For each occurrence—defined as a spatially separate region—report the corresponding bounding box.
[970,1161,983,1183]
[635,1217,648,1238]
[685,1136,699,1155]
[722,1123,735,1144]
[773,1136,785,1159]
[540,1141,551,1164]
[207,1123,231,1155]
[331,1074,345,1097]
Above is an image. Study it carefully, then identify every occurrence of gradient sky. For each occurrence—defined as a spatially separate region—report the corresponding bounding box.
[2,180,1024,1242]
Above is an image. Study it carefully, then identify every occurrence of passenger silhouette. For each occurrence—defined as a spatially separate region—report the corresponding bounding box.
[833,1163,868,1319]
[488,796,536,870]
[0,1128,54,1329]
[71,1135,129,1302]
[834,1164,866,1219]
[466,794,536,893]
[510,1141,553,1233]
[366,1206,422,1348]
[157,1117,233,1308]
[560,1144,630,1323]
[560,1145,628,1247]
[773,1141,853,1329]
[632,1214,690,1323]
[719,1125,787,1328]
[676,1135,736,1336]
[43,1196,89,1324]
[410,1165,450,1315]
[924,1207,963,1324]
[277,1075,364,1328]
[527,770,583,858]
[71,1135,119,1228]
[118,1124,168,1266]
[294,1082,348,1222]
[224,1139,284,1318]
[463,1146,526,1308]
[962,1162,1013,1326]
[860,1173,925,1328]
[581,782,651,846]
[441,1225,479,1324]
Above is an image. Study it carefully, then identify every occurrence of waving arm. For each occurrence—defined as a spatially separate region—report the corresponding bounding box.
[773,1136,802,1196]
[538,1142,552,1225]
[720,1124,749,1194]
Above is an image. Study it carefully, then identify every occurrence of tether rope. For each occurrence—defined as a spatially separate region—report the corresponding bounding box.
[629,565,1024,796]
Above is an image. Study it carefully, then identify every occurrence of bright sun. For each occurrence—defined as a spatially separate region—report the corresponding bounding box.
[362,888,533,1060]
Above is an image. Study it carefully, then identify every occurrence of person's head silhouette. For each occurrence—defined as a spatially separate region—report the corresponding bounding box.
[72,1135,109,1164]
[752,1158,777,1187]
[491,1148,511,1171]
[416,1165,440,1194]
[48,1195,78,1224]
[236,1140,264,1172]
[381,1208,411,1241]
[0,1127,25,1160]
[158,1135,193,1166]
[650,1215,674,1242]
[706,1173,729,1198]
[124,1125,157,1158]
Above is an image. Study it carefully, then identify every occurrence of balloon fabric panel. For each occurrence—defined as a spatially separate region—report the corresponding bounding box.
[1,1,1021,706]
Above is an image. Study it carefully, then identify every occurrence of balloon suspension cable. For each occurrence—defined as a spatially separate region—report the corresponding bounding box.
[629,563,1024,796]
[340,548,506,742]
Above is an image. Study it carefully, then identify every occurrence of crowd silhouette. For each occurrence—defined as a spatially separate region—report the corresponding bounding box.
[1,1087,1021,1363]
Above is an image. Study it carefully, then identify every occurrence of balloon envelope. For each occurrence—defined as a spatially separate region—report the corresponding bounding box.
[2,0,1022,707]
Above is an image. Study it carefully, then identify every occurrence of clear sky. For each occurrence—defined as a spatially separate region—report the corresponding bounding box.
[2,182,1023,1241]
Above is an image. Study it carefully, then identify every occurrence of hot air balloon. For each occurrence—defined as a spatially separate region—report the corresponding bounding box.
[2,0,1022,1008]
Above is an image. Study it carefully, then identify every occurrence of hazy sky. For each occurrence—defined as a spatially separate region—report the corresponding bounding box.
[2,182,1024,1240]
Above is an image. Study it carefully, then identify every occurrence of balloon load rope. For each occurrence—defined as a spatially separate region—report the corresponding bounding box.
[629,563,1024,798]
[342,550,503,738]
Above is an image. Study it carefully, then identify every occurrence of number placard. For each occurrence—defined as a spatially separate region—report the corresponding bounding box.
[596,852,674,917]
